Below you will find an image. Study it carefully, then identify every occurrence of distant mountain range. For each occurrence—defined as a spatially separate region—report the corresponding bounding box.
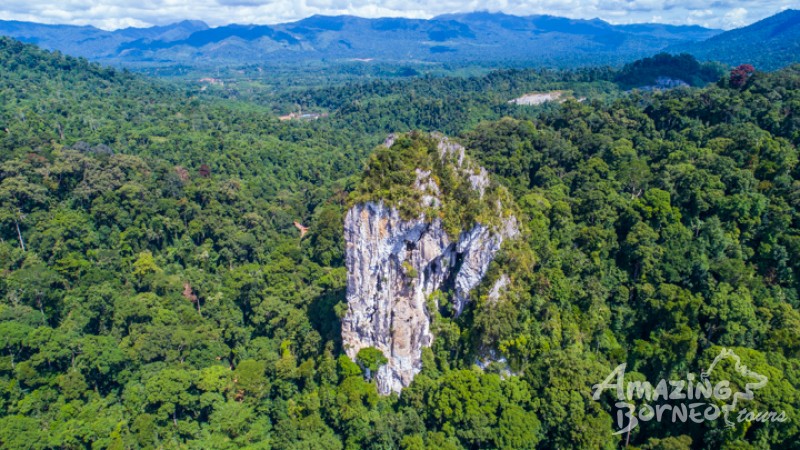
[0,12,721,68]
[668,9,800,71]
[1,10,798,70]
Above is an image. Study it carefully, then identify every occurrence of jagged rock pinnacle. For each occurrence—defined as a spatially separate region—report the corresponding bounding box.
[342,133,519,394]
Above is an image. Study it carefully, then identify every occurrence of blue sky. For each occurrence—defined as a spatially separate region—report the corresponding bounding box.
[0,0,794,30]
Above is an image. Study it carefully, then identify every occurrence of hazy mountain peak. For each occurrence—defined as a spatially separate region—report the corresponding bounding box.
[0,11,754,68]
[667,8,800,70]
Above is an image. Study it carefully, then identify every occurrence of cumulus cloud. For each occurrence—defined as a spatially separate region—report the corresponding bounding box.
[722,7,750,28]
[0,0,793,30]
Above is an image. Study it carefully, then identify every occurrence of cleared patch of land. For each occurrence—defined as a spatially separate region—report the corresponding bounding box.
[508,90,567,105]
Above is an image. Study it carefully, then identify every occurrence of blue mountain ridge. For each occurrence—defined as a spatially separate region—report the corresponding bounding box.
[0,11,735,67]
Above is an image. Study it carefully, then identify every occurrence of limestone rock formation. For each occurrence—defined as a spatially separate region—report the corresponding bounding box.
[342,134,519,394]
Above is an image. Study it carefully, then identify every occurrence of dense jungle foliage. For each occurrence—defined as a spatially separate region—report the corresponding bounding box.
[613,53,727,88]
[0,36,799,449]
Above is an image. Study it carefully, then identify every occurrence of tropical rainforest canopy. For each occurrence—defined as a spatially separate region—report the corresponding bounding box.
[0,36,798,449]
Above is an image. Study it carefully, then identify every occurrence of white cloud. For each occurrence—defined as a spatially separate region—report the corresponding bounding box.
[723,7,749,28]
[0,0,792,30]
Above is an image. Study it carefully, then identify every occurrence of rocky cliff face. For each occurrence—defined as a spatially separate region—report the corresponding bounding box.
[342,135,518,395]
